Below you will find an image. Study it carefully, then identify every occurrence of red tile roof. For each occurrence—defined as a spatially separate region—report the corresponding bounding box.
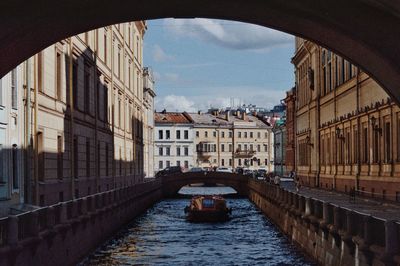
[154,112,192,124]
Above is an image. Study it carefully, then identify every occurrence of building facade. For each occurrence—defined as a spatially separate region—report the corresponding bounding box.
[190,111,273,172]
[154,112,195,174]
[273,121,286,177]
[0,21,149,209]
[284,87,296,174]
[0,65,26,215]
[142,67,156,177]
[292,37,400,201]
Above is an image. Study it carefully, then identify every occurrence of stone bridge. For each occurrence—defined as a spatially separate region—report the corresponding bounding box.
[160,172,249,197]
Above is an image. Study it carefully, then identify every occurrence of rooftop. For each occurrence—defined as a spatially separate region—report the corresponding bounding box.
[154,112,192,124]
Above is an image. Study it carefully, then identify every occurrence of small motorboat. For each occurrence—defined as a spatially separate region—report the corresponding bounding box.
[184,195,232,222]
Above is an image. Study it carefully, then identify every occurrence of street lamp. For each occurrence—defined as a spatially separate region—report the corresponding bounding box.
[335,127,345,141]
[369,116,382,136]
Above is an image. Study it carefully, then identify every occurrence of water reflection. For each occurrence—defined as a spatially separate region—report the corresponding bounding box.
[80,187,315,266]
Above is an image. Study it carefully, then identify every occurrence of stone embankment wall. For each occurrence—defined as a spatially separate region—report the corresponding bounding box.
[0,180,162,266]
[248,180,400,266]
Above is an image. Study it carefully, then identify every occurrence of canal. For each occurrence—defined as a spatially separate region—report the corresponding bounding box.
[80,187,315,265]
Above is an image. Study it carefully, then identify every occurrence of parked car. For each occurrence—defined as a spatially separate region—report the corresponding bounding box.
[216,167,233,173]
[155,166,183,177]
[190,167,203,173]
[256,169,267,179]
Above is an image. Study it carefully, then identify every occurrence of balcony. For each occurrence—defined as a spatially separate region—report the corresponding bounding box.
[234,149,256,158]
[196,142,216,159]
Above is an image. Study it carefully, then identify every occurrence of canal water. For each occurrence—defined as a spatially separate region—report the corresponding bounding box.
[80,187,315,266]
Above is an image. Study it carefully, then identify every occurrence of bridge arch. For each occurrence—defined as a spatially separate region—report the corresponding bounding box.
[1,0,400,102]
[161,172,249,197]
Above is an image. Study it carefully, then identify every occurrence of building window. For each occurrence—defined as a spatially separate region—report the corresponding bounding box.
[221,144,225,152]
[159,161,163,169]
[257,132,261,138]
[11,69,17,109]
[196,131,199,137]
[229,159,232,166]
[105,143,109,176]
[257,145,261,152]
[250,144,253,151]
[184,130,189,139]
[38,52,44,92]
[176,130,181,139]
[238,132,241,138]
[166,147,170,156]
[86,139,90,177]
[362,126,368,163]
[221,159,225,166]
[177,160,181,166]
[213,131,217,137]
[384,121,391,163]
[56,51,62,100]
[205,131,208,138]
[12,144,18,189]
[177,147,181,156]
[184,161,189,168]
[166,130,170,139]
[159,147,163,156]
[229,131,232,138]
[158,130,163,139]
[84,65,90,113]
[221,132,225,138]
[229,144,232,152]
[72,63,78,108]
[184,147,188,156]
[238,144,242,151]
[166,161,170,168]
[74,136,79,179]
[38,132,44,181]
[373,128,379,163]
[244,132,248,138]
[265,132,268,138]
[238,159,242,166]
[250,132,253,138]
[264,145,268,152]
[244,144,248,151]
[57,136,63,179]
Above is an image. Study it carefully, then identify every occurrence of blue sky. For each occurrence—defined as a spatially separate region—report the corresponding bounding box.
[143,19,295,112]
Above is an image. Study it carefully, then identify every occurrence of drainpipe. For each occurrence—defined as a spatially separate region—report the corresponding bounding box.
[69,37,75,199]
[24,58,31,204]
[33,55,39,204]
[356,68,361,190]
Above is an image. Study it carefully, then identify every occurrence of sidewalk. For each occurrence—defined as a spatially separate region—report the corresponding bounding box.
[280,181,400,221]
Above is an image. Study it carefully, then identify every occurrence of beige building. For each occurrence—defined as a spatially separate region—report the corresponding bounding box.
[293,37,400,201]
[143,67,156,177]
[20,22,148,206]
[190,111,273,172]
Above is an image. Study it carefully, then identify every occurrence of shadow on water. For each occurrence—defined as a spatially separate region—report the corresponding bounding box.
[79,187,317,266]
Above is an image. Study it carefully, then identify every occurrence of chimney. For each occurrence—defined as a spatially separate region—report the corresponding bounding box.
[225,111,230,121]
[242,111,247,120]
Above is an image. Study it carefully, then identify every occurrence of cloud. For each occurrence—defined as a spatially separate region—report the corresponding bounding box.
[155,86,286,113]
[163,18,293,51]
[155,95,197,112]
[152,44,174,62]
[164,73,180,82]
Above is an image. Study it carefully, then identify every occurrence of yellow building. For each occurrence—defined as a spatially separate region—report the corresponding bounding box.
[25,22,147,206]
[190,111,273,172]
[292,38,400,202]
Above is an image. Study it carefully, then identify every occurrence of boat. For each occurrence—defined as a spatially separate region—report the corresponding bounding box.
[184,195,232,222]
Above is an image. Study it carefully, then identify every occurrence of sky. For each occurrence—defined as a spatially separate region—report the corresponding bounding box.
[143,18,295,112]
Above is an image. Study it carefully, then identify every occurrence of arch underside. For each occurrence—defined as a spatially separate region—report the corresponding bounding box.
[161,173,249,197]
[1,0,400,103]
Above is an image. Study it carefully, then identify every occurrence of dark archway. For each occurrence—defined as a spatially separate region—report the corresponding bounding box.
[1,0,400,102]
[161,172,249,197]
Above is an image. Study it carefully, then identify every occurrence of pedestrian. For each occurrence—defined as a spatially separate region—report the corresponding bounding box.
[274,175,280,186]
[294,172,301,193]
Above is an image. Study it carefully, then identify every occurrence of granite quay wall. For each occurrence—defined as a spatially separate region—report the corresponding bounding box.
[248,180,400,266]
[0,180,162,266]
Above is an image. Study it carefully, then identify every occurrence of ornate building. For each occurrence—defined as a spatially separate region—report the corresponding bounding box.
[284,87,296,175]
[292,38,400,202]
[190,111,273,172]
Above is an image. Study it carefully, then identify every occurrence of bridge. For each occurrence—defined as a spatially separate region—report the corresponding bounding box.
[160,172,249,197]
[1,0,400,102]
